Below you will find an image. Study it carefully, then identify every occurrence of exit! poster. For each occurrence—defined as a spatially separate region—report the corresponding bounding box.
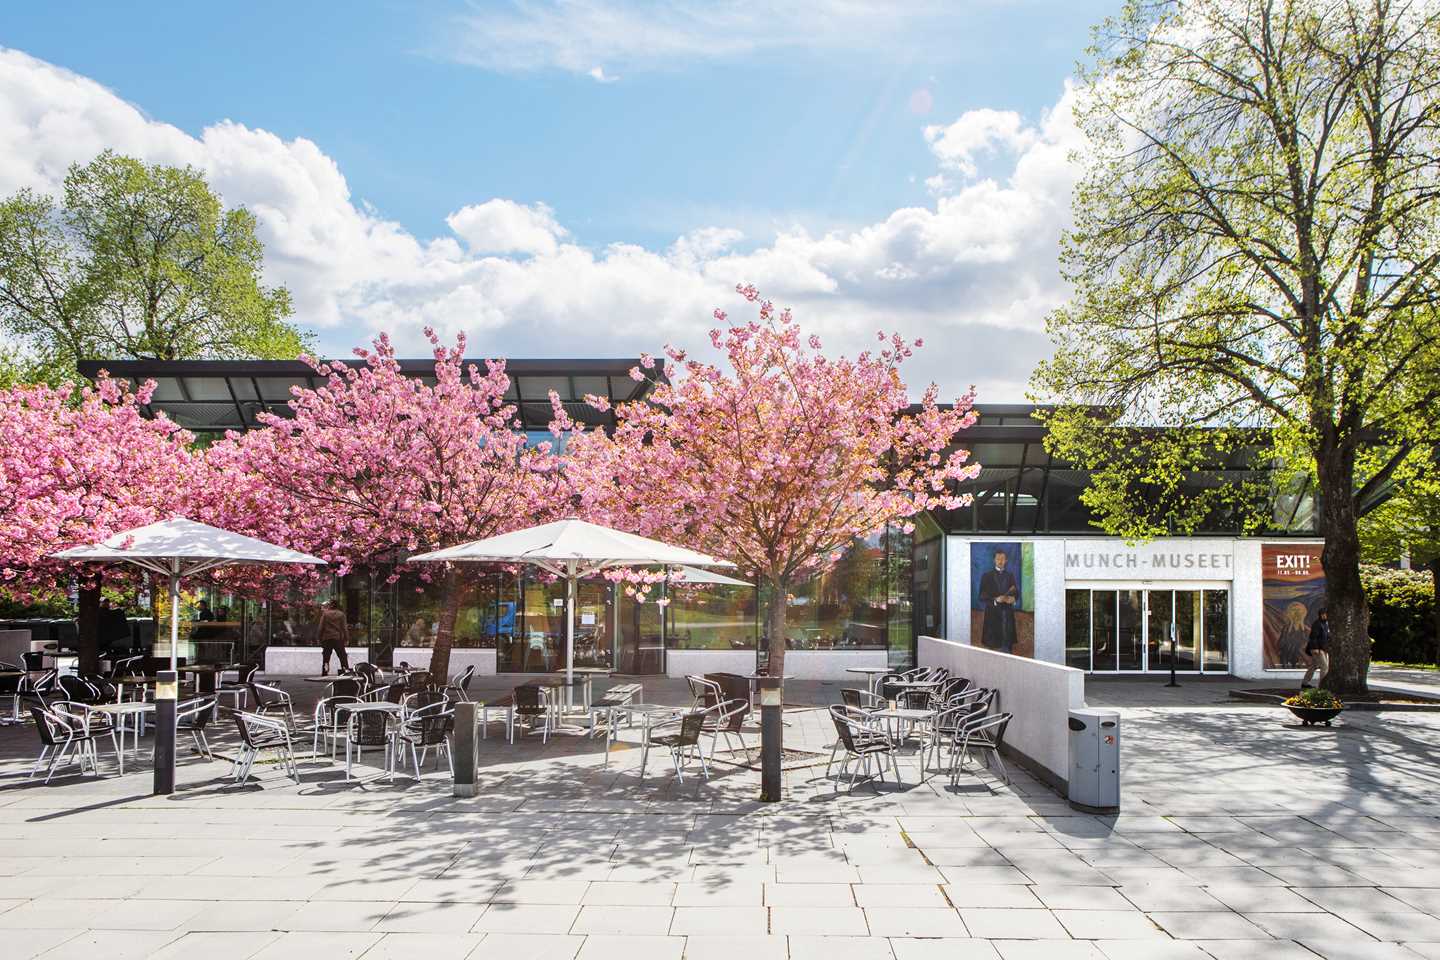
[1262,544,1326,669]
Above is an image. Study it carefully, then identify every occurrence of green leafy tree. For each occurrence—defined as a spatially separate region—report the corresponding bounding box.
[1032,0,1440,693]
[0,150,308,385]
[1361,448,1440,663]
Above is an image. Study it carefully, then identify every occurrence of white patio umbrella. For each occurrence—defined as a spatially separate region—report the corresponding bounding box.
[672,565,753,588]
[409,518,733,683]
[52,517,327,671]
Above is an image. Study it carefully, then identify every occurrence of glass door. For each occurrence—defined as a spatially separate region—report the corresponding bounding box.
[1065,586,1230,673]
[1117,589,1144,671]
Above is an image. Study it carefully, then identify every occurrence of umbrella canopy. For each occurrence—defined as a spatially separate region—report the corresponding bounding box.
[672,565,753,588]
[53,517,326,574]
[409,518,733,574]
[410,518,732,682]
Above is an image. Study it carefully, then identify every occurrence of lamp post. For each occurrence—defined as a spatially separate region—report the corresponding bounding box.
[758,676,783,802]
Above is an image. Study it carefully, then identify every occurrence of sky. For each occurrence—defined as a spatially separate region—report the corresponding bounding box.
[0,0,1118,401]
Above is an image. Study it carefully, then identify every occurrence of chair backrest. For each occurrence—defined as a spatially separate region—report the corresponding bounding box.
[84,674,117,702]
[329,678,363,698]
[245,681,272,707]
[966,711,1012,746]
[407,712,453,747]
[233,712,260,748]
[354,662,382,686]
[31,706,70,746]
[235,664,259,685]
[319,694,360,719]
[454,664,476,692]
[57,675,98,703]
[829,705,862,753]
[840,687,865,709]
[0,661,20,694]
[675,710,707,748]
[179,697,217,730]
[512,684,545,715]
[403,690,444,715]
[349,709,392,746]
[686,675,723,709]
[939,676,971,700]
[704,672,750,706]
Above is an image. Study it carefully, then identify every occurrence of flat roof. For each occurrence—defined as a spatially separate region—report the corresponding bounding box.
[77,357,660,433]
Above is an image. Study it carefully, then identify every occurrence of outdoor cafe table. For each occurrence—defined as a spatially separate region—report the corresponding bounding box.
[178,663,232,694]
[598,703,684,772]
[845,666,892,695]
[80,701,155,773]
[551,667,610,710]
[872,706,933,744]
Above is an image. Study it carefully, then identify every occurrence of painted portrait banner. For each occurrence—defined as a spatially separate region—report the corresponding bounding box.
[971,541,1035,658]
[1262,543,1326,670]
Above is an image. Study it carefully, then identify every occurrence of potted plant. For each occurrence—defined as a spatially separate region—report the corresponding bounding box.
[1283,688,1345,726]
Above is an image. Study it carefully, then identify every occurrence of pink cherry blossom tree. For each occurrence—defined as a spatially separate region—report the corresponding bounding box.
[0,376,198,672]
[562,285,981,675]
[203,330,571,681]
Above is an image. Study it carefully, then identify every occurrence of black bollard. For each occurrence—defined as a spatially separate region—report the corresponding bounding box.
[1165,626,1181,688]
[758,676,783,802]
[452,701,479,797]
[153,669,177,795]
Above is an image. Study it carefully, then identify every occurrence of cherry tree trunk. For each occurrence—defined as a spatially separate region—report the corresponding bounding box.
[77,583,101,675]
[429,568,463,684]
[765,580,787,677]
[1316,445,1370,695]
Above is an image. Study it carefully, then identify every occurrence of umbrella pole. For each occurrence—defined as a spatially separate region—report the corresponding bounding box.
[565,562,575,688]
[155,559,180,796]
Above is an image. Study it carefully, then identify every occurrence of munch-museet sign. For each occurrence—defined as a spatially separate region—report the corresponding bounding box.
[1063,541,1235,580]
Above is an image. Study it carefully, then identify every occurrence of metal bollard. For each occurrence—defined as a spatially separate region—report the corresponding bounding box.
[153,670,177,796]
[758,677,783,802]
[452,701,479,797]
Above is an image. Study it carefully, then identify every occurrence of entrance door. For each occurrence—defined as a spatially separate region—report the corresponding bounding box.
[1066,586,1229,673]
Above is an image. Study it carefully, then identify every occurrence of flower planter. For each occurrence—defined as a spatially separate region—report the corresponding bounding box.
[1286,705,1343,726]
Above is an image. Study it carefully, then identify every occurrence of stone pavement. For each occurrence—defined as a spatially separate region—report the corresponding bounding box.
[1,675,1439,960]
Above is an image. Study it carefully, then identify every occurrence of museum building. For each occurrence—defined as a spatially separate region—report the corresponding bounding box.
[82,359,1325,682]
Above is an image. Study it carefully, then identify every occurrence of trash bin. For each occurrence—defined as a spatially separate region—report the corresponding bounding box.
[1067,708,1120,813]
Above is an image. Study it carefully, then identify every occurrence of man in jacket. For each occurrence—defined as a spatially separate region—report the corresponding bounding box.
[316,598,351,676]
[1301,608,1329,689]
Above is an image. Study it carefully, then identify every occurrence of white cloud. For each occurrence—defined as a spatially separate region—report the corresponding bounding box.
[0,47,1081,401]
[586,66,618,84]
[443,0,960,75]
[446,200,568,256]
[924,107,1039,183]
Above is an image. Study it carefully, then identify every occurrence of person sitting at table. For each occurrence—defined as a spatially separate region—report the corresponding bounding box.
[315,598,351,676]
[195,599,215,622]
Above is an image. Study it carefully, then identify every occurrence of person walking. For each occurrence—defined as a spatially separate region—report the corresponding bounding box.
[316,598,351,676]
[1301,608,1330,689]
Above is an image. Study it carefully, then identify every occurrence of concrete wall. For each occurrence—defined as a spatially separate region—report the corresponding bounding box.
[918,635,1086,790]
[666,649,755,678]
[666,648,889,681]
[264,646,370,676]
[393,647,499,678]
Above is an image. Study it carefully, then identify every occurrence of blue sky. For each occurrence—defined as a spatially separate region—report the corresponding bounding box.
[0,1,1119,399]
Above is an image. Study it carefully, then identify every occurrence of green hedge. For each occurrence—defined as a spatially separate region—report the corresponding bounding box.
[1362,564,1437,664]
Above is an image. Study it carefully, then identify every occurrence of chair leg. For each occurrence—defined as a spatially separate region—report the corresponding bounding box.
[30,744,50,779]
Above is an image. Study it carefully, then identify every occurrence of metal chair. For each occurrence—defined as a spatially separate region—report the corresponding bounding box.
[950,711,1013,786]
[29,705,119,783]
[924,689,993,774]
[312,693,361,757]
[828,705,899,792]
[218,664,258,712]
[393,705,455,781]
[840,687,885,712]
[0,660,23,722]
[232,711,300,786]
[645,710,710,783]
[176,696,218,760]
[344,709,395,781]
[444,664,476,702]
[505,684,553,743]
[245,680,295,727]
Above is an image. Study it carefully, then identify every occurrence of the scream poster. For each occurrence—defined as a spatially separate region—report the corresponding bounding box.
[1262,543,1326,669]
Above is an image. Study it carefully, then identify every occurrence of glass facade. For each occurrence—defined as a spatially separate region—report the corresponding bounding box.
[1065,586,1230,673]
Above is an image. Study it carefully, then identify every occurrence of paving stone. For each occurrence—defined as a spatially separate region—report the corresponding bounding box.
[574,935,685,960]
[1054,908,1166,939]
[956,908,1068,939]
[570,905,674,936]
[862,907,969,937]
[1149,911,1273,940]
[285,899,394,931]
[942,885,1043,908]
[472,904,582,934]
[37,931,188,960]
[771,906,871,936]
[888,938,1001,960]
[1093,942,1211,960]
[684,935,789,960]
[466,933,584,960]
[787,935,896,960]
[671,882,763,906]
[991,940,1105,959]
[765,882,856,906]
[853,884,949,908]
[1192,942,1318,960]
[375,901,489,934]
[149,931,284,960]
[1030,885,1134,910]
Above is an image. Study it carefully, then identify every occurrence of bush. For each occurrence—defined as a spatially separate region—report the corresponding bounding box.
[1362,564,1437,664]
